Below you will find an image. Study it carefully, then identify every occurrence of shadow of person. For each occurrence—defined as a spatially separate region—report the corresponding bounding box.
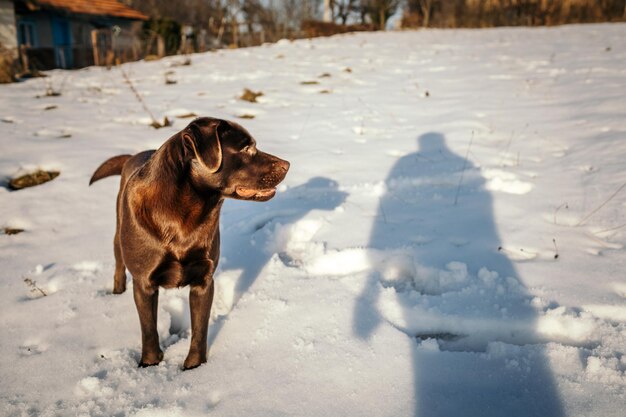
[353,133,565,416]
[208,176,348,347]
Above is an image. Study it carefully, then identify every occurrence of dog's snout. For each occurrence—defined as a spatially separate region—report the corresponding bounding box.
[275,159,290,173]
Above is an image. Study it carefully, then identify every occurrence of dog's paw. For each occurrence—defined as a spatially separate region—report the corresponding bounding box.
[182,362,203,371]
[138,361,160,368]
[183,353,207,371]
[138,350,163,367]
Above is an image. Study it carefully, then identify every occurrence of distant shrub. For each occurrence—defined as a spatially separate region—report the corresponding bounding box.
[0,49,18,84]
[402,0,626,28]
[143,18,181,56]
[301,20,376,38]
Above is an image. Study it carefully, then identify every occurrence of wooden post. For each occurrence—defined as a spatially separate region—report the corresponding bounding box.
[157,35,165,58]
[91,29,100,66]
[231,18,238,48]
[217,17,225,46]
[323,0,332,22]
[19,45,29,72]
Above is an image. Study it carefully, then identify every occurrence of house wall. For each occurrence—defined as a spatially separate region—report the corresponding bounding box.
[17,13,53,47]
[15,9,144,70]
[0,0,17,50]
[71,17,142,67]
[15,12,55,70]
[0,0,18,82]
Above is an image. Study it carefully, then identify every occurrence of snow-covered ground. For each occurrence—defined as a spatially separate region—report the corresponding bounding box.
[1,23,625,417]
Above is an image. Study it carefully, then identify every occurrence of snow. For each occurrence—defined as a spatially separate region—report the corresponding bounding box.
[1,23,626,416]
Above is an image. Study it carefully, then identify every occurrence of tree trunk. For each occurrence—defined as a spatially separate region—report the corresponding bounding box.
[420,0,432,28]
[324,0,333,22]
[231,18,238,47]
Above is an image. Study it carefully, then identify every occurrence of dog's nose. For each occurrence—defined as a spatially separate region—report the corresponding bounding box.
[276,159,290,173]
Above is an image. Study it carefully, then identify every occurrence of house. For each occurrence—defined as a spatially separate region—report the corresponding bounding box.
[11,0,148,70]
[0,0,17,52]
[0,0,17,82]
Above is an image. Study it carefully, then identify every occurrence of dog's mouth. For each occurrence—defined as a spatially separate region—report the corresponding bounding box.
[235,186,277,201]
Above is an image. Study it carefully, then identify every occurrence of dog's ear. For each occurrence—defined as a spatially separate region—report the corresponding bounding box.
[182,120,223,173]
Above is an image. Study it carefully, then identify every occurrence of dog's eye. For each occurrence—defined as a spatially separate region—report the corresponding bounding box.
[242,146,257,156]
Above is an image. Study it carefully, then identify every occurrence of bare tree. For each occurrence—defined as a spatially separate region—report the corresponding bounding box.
[418,0,433,27]
[361,0,400,29]
[323,0,333,22]
[403,0,626,29]
[121,0,224,28]
[334,0,360,25]
[272,0,322,35]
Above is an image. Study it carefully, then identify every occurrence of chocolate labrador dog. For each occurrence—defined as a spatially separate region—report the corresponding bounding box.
[90,117,289,369]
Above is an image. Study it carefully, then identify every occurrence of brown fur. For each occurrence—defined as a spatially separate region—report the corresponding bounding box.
[90,117,289,369]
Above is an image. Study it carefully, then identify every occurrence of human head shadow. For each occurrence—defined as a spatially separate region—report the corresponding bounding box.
[207,176,348,347]
[353,133,565,416]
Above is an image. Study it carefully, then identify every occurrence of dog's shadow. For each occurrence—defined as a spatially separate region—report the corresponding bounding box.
[207,176,348,347]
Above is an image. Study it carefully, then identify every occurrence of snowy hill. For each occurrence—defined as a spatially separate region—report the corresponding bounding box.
[1,23,625,416]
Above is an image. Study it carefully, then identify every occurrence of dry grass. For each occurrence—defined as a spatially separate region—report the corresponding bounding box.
[175,112,198,119]
[9,170,60,191]
[240,88,264,103]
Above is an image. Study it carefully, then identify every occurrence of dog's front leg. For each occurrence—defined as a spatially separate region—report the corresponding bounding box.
[184,279,215,370]
[133,280,163,367]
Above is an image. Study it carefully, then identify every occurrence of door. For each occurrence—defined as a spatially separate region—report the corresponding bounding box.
[51,17,73,68]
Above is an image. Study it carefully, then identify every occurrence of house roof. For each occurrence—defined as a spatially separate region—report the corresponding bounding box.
[29,0,148,21]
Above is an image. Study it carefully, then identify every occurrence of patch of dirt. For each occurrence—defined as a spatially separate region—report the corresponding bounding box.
[171,58,192,67]
[240,88,263,103]
[151,117,172,129]
[9,170,60,190]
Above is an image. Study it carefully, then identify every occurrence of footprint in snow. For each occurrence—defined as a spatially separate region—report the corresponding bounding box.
[21,262,102,300]
[159,291,191,347]
[19,339,48,356]
[208,177,348,346]
[482,169,533,195]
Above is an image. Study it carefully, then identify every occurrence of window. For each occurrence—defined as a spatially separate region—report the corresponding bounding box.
[18,21,37,47]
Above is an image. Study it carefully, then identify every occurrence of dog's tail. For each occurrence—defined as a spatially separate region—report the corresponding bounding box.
[89,155,132,185]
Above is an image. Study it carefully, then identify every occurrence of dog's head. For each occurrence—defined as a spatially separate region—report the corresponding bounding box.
[181,117,289,201]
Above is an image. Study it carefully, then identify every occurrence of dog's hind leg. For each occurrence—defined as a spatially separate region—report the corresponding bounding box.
[134,280,163,367]
[112,232,126,294]
[112,185,127,294]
